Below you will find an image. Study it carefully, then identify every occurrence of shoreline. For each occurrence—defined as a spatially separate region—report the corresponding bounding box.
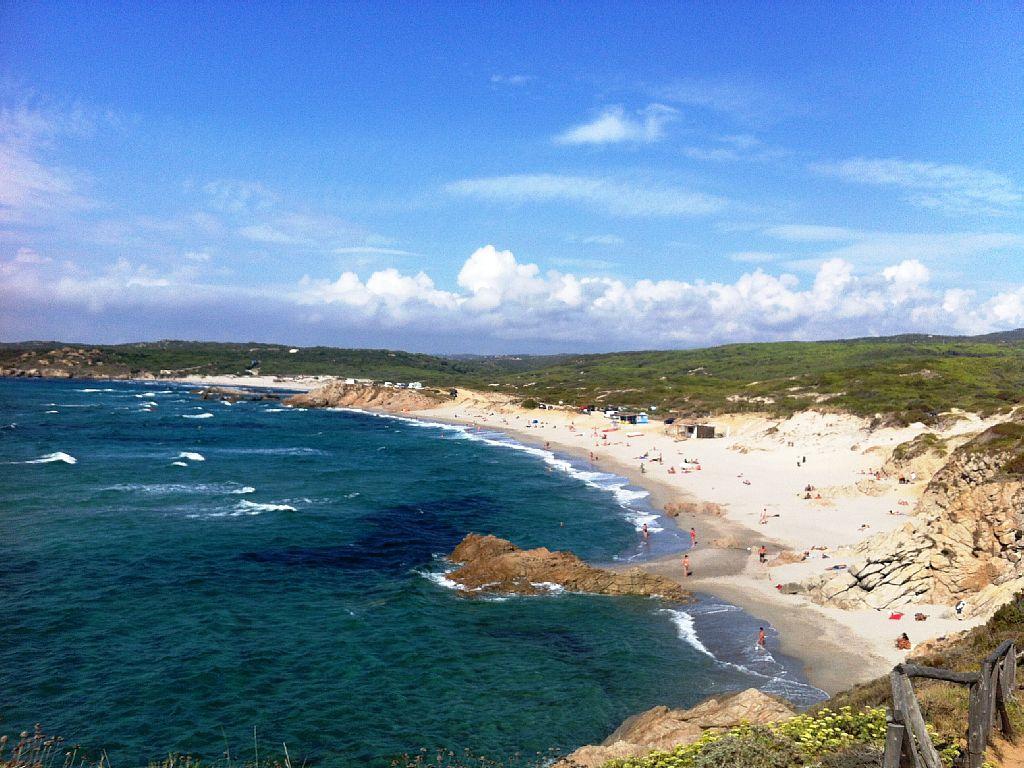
[149,375,989,695]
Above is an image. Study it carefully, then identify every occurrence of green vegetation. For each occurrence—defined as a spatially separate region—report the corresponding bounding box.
[603,707,889,768]
[892,432,949,463]
[3,329,1024,424]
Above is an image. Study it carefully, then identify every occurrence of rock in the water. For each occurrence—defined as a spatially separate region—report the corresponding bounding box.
[447,534,689,601]
[559,688,796,768]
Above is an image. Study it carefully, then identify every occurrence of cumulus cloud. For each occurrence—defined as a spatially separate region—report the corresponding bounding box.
[446,173,725,217]
[811,157,1023,215]
[5,244,1024,350]
[555,104,678,145]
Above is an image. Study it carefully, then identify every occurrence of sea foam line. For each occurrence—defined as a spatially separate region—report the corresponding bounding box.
[329,408,657,531]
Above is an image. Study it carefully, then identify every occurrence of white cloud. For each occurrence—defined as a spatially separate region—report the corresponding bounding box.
[811,157,1023,215]
[14,247,51,264]
[446,173,725,217]
[555,104,678,145]
[7,243,1024,349]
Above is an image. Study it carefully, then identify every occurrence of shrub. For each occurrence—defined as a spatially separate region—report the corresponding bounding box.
[521,399,539,409]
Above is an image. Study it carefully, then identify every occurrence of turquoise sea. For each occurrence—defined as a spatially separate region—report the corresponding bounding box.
[0,379,825,766]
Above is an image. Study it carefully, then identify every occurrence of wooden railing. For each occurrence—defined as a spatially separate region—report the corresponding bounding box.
[884,640,1016,768]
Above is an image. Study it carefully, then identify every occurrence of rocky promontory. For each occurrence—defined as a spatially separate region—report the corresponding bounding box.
[446,533,689,601]
[559,688,796,767]
[285,381,443,411]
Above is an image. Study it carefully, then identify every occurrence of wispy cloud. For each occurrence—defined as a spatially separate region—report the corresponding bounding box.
[810,157,1023,215]
[333,246,423,257]
[202,180,279,214]
[490,74,532,86]
[577,234,624,246]
[654,78,793,124]
[729,251,778,263]
[445,173,726,217]
[555,104,678,145]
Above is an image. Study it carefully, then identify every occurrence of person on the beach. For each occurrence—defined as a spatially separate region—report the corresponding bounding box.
[955,600,966,620]
[896,633,911,650]
[757,627,767,648]
[682,554,692,577]
[758,545,767,564]
[689,527,697,547]
[759,507,768,525]
[642,523,649,541]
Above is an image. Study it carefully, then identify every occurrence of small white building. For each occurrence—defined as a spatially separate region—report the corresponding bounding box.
[408,381,423,389]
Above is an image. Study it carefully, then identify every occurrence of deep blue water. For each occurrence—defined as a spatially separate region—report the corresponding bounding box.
[0,379,824,766]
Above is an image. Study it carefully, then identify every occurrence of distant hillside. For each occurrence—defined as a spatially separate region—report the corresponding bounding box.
[3,331,1024,424]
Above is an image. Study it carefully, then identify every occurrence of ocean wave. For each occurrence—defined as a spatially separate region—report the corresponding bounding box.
[23,451,77,465]
[104,482,253,496]
[333,409,655,530]
[45,410,59,414]
[661,608,827,702]
[171,461,189,466]
[661,609,715,658]
[234,500,297,514]
[183,413,214,419]
[177,451,205,462]
[213,447,327,456]
[418,569,467,591]
[77,388,116,393]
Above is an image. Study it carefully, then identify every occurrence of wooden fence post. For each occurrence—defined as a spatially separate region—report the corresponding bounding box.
[884,721,908,768]
[894,672,941,768]
[967,679,987,768]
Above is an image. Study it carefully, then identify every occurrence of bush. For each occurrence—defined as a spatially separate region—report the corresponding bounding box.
[689,728,804,768]
[521,399,539,409]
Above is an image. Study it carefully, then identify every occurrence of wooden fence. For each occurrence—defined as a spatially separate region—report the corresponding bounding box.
[884,640,1016,768]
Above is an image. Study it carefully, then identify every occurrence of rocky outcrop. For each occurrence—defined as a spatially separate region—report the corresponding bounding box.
[560,689,795,768]
[801,423,1024,614]
[285,381,442,411]
[447,534,689,601]
[195,386,281,402]
[664,500,725,517]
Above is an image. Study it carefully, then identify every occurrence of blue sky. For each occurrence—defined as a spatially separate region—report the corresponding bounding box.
[1,2,1022,352]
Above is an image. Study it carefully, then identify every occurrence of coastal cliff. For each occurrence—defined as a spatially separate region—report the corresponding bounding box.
[285,380,443,411]
[447,533,689,601]
[801,421,1024,615]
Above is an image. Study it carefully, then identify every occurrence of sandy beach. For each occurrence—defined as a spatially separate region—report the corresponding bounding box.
[167,374,994,696]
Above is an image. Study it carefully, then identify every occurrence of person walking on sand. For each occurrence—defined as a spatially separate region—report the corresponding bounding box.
[682,554,692,577]
[689,527,697,547]
[758,545,768,564]
[757,627,767,649]
[759,507,768,525]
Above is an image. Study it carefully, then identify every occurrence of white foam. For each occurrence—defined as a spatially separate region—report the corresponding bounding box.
[183,413,214,419]
[171,461,188,467]
[45,410,59,414]
[24,451,77,465]
[662,609,715,658]
[177,452,205,462]
[234,500,297,514]
[419,569,467,591]
[530,581,566,595]
[77,388,116,393]
[231,486,256,494]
